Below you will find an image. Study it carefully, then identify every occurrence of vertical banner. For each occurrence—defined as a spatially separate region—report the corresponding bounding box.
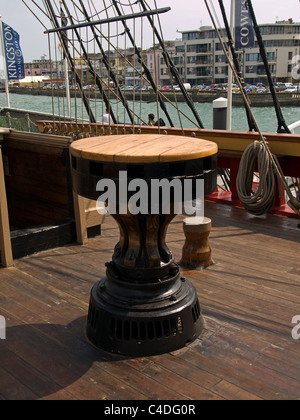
[235,0,255,49]
[2,22,25,80]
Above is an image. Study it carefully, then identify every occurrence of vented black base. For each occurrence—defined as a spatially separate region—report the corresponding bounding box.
[86,271,203,357]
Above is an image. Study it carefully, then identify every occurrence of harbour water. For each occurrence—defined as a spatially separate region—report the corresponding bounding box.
[1,91,299,133]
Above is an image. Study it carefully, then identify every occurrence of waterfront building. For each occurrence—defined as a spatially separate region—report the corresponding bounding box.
[24,56,56,78]
[159,19,300,86]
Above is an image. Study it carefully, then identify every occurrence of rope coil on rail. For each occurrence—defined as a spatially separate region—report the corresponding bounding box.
[236,140,300,216]
[236,141,277,216]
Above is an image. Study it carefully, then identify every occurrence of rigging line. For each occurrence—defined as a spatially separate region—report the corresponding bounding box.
[247,0,291,134]
[130,0,148,127]
[204,0,264,134]
[141,0,184,132]
[151,16,161,133]
[88,0,198,127]
[67,29,127,44]
[115,0,139,6]
[204,0,300,214]
[152,0,185,134]
[22,0,48,30]
[208,0,222,29]
[138,0,205,129]
[60,0,118,124]
[217,0,257,132]
[111,0,175,127]
[47,33,56,127]
[79,0,135,124]
[62,2,113,23]
[44,0,96,123]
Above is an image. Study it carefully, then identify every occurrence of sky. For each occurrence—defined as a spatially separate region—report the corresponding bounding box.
[0,0,300,63]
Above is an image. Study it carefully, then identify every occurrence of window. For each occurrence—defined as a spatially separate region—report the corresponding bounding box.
[187,56,196,64]
[176,45,185,53]
[182,32,200,41]
[215,66,228,75]
[187,67,196,75]
[246,53,259,62]
[269,26,284,35]
[215,55,226,63]
[174,57,184,66]
[257,52,275,62]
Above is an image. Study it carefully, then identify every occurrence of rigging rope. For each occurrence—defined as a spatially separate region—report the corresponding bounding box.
[217,0,257,132]
[247,0,291,134]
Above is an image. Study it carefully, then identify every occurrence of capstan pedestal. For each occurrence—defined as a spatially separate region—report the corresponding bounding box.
[70,134,218,356]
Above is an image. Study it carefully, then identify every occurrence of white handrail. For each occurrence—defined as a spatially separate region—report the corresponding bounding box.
[288,120,300,134]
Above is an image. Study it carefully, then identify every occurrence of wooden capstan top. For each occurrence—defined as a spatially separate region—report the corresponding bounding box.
[70,134,218,164]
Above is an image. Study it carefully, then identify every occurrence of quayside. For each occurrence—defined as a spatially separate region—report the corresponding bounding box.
[0,201,299,400]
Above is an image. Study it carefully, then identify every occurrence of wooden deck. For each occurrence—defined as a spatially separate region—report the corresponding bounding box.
[0,201,300,400]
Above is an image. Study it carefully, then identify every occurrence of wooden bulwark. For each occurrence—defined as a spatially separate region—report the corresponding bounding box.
[36,121,300,158]
[2,130,73,230]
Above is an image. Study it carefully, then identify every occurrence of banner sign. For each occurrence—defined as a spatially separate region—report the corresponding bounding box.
[235,0,255,49]
[2,22,25,80]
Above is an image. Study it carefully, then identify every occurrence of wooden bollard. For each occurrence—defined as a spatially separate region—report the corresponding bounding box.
[180,217,213,269]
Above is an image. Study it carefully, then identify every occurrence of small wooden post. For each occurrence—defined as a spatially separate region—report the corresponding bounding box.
[180,217,213,270]
[0,146,13,267]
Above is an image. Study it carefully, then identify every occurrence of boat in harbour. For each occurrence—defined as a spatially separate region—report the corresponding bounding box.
[0,0,300,401]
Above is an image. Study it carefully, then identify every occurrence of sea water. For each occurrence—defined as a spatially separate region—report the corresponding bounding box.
[1,91,299,134]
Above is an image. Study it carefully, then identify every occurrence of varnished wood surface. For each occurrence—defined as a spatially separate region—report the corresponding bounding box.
[0,201,300,400]
[70,134,218,163]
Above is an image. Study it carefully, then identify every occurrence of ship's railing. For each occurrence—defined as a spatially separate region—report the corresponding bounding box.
[36,121,300,218]
[288,120,300,134]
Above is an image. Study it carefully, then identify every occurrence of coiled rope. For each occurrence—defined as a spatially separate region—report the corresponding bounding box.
[236,141,277,216]
[236,136,300,216]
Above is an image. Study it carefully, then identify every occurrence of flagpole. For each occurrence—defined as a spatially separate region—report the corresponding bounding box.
[227,0,235,130]
[0,15,10,108]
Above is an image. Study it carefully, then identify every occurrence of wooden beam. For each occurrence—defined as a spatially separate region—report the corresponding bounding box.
[0,145,13,267]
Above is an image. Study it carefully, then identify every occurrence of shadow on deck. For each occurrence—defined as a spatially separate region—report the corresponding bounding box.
[0,201,300,400]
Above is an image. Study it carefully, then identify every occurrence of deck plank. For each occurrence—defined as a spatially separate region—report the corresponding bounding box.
[0,201,299,400]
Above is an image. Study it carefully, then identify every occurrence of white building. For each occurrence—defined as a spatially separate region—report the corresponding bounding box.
[158,19,300,86]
